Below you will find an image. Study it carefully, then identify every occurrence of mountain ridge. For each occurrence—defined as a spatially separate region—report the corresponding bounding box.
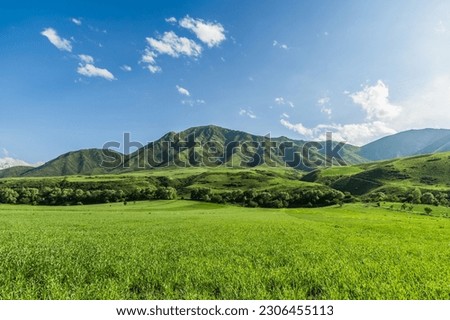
[1,125,449,178]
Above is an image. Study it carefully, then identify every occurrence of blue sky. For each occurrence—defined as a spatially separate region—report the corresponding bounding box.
[1,0,450,163]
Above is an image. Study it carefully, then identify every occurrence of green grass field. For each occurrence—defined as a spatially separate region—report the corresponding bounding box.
[0,200,449,299]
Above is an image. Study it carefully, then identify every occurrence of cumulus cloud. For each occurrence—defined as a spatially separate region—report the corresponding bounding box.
[72,18,82,26]
[142,31,202,73]
[275,97,294,108]
[147,31,202,58]
[280,119,396,145]
[349,80,402,121]
[120,65,132,72]
[77,63,116,81]
[280,80,405,145]
[179,16,226,47]
[78,54,94,64]
[41,28,72,52]
[176,85,190,96]
[239,109,256,119]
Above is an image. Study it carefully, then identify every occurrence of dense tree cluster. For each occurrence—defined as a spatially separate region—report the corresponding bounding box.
[365,188,449,207]
[191,187,347,208]
[0,186,177,205]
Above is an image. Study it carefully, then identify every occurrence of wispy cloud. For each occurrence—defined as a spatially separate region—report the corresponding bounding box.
[78,54,94,64]
[165,17,177,24]
[273,40,288,50]
[317,96,332,117]
[179,16,226,47]
[281,113,290,118]
[120,65,132,72]
[77,63,116,81]
[176,85,190,96]
[239,108,256,119]
[274,97,294,108]
[71,18,82,26]
[41,28,72,52]
[181,99,205,106]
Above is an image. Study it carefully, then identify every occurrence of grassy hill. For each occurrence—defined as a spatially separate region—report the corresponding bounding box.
[302,152,450,197]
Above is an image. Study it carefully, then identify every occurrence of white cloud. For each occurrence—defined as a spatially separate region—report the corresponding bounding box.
[77,63,116,81]
[120,65,132,72]
[142,49,157,64]
[181,99,205,106]
[280,80,405,145]
[239,108,256,119]
[349,80,402,121]
[179,16,226,47]
[321,108,332,117]
[273,40,288,50]
[317,97,330,106]
[146,65,161,74]
[165,17,177,24]
[396,75,450,130]
[281,113,290,118]
[274,97,294,108]
[142,31,202,73]
[41,28,72,52]
[176,85,190,96]
[72,18,82,26]
[147,31,202,58]
[282,77,450,145]
[280,119,396,145]
[78,54,94,64]
[317,96,332,117]
[280,119,313,137]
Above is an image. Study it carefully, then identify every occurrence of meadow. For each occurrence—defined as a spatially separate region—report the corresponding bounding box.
[0,200,449,299]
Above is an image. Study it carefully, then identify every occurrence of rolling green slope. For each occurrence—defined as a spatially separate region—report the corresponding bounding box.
[19,149,122,177]
[303,152,450,196]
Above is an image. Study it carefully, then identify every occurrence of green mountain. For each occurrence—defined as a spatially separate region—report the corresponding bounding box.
[0,166,34,178]
[2,125,450,178]
[359,128,450,161]
[121,125,365,172]
[302,152,450,196]
[4,149,122,178]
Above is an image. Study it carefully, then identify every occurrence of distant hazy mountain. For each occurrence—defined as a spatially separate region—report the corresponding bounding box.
[0,157,34,170]
[359,129,450,161]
